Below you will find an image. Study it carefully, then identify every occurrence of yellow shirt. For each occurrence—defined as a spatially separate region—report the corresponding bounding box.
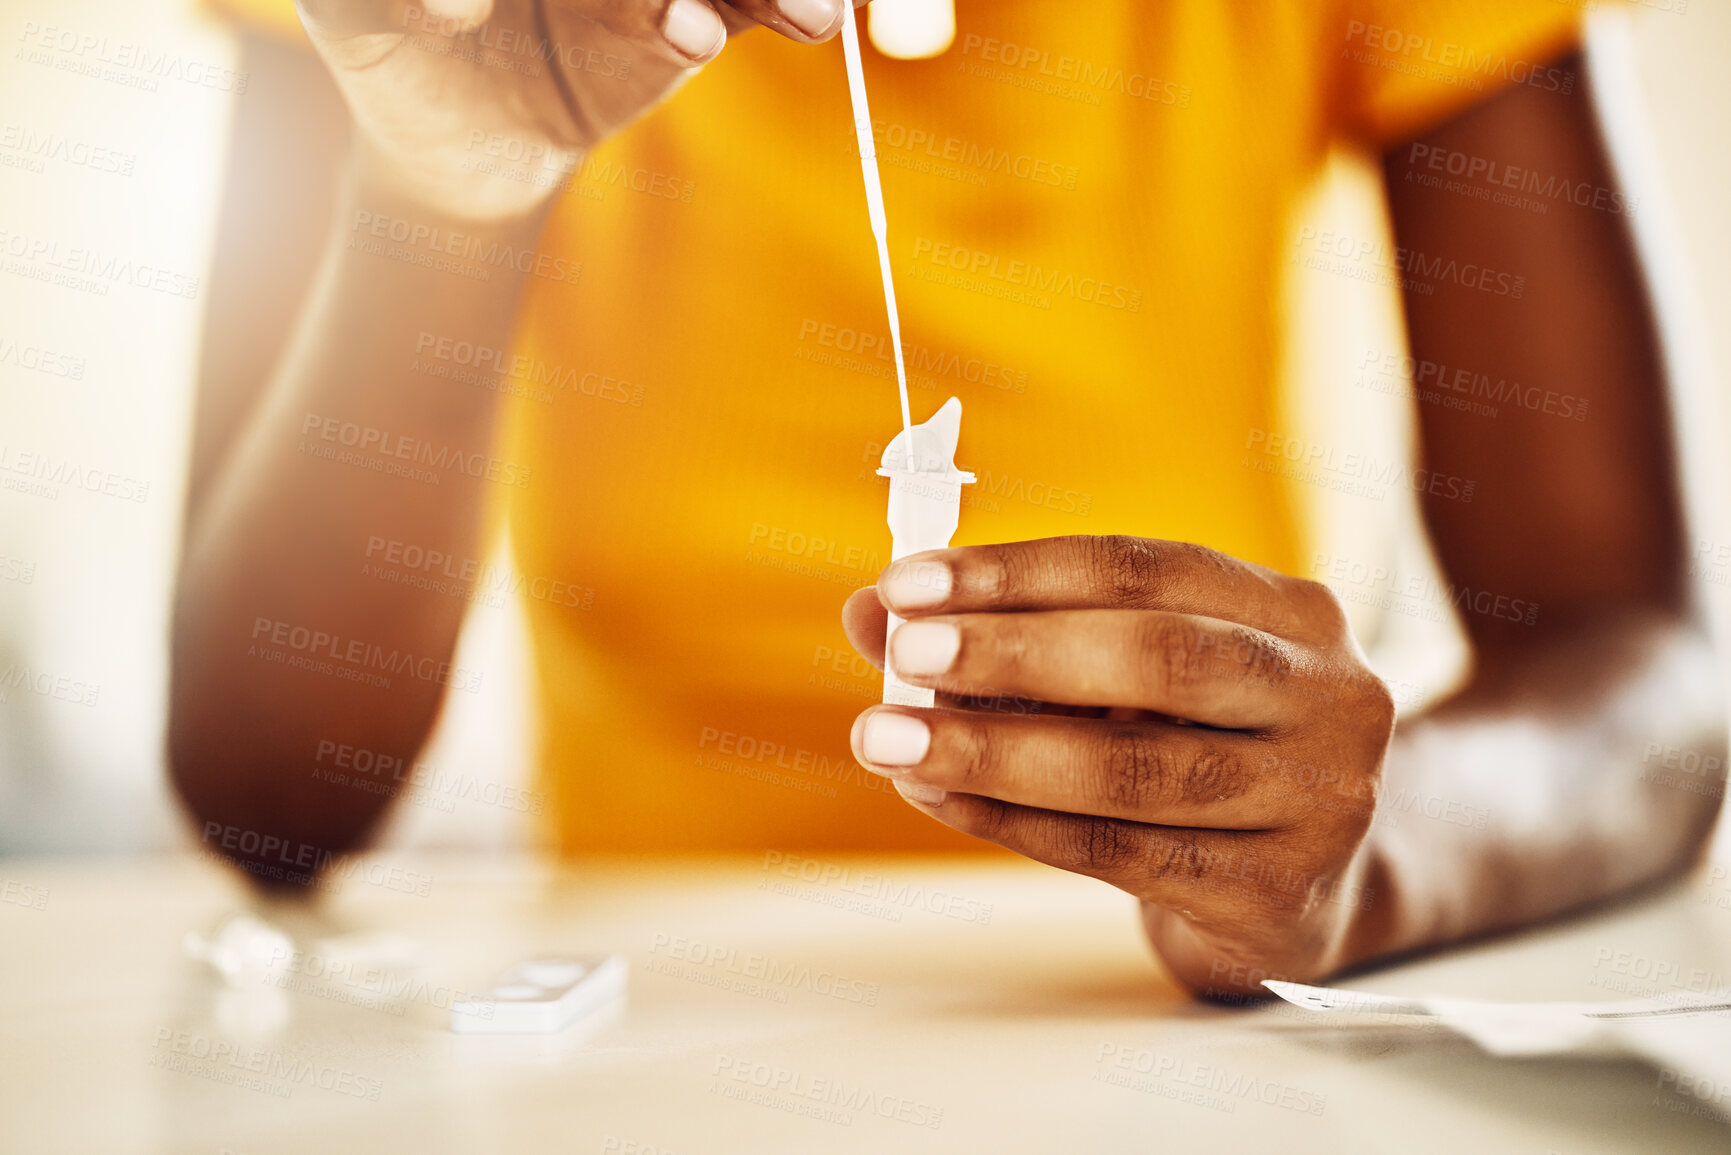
[217,0,1581,852]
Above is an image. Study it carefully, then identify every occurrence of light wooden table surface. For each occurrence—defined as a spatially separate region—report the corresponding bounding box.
[4,851,1730,1153]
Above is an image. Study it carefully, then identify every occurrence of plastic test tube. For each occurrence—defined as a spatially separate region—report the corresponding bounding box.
[879,397,974,707]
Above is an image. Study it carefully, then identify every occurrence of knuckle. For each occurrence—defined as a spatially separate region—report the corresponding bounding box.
[1362,674,1397,730]
[1139,833,1215,884]
[1086,535,1164,605]
[1063,815,1144,873]
[1098,727,1162,811]
[951,716,999,791]
[1224,627,1293,683]
[1349,674,1398,754]
[1202,624,1293,689]
[1133,615,1294,697]
[966,543,1026,605]
[1290,578,1352,636]
[950,793,1011,845]
[1184,748,1249,806]
[1136,616,1208,693]
[983,618,1035,683]
[1096,730,1250,812]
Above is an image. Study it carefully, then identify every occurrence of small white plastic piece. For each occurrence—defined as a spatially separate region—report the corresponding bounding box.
[450,954,626,1035]
[183,913,293,988]
[880,397,974,707]
[869,0,956,60]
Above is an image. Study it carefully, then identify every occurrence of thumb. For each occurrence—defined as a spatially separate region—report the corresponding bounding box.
[841,586,887,673]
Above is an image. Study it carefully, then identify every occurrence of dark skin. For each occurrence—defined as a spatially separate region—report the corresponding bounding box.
[838,55,1723,992]
[172,0,871,862]
[174,8,1724,995]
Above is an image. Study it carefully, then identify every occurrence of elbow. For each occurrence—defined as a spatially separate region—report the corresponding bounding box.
[166,624,409,893]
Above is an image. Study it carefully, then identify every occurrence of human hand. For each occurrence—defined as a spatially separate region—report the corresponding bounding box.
[841,536,1397,997]
[297,0,860,220]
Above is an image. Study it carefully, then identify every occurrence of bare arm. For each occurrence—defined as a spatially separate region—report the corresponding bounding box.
[836,52,1726,996]
[169,0,858,883]
[169,148,545,875]
[1358,50,1726,958]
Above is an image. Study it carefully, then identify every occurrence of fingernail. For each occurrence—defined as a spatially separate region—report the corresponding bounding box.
[861,711,930,767]
[663,0,725,60]
[775,0,842,37]
[896,780,947,807]
[882,560,952,610]
[890,621,959,677]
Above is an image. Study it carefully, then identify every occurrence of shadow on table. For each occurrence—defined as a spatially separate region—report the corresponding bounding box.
[1256,1019,1731,1149]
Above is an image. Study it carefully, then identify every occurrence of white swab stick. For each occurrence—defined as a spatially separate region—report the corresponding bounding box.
[840,1,912,435]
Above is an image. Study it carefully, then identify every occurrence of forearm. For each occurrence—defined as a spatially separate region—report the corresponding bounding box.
[1345,616,1727,964]
[1349,51,1727,964]
[169,144,554,867]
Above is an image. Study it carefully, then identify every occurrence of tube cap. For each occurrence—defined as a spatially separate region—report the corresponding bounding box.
[878,396,975,483]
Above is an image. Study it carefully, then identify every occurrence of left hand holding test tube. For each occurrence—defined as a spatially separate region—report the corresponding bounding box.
[841,537,1398,997]
[835,7,1392,1001]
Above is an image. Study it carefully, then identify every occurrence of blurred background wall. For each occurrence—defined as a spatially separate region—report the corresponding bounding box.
[0,0,1726,856]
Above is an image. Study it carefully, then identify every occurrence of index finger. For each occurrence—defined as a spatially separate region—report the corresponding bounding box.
[878,536,1330,641]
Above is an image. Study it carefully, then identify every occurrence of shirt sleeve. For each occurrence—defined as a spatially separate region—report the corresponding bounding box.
[204,0,309,44]
[1332,0,1589,145]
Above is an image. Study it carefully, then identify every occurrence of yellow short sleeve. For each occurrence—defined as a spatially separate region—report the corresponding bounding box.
[1335,0,1587,145]
[205,0,308,44]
